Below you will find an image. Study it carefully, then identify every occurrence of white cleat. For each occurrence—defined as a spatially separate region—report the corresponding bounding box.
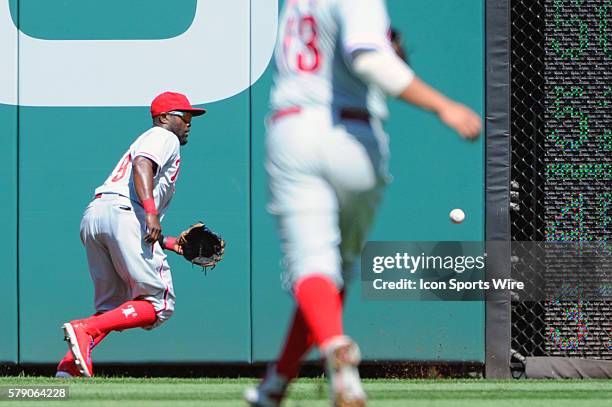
[244,365,289,407]
[54,371,74,378]
[323,336,367,407]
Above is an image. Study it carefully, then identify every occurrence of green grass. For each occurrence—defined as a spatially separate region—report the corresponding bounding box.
[1,377,612,406]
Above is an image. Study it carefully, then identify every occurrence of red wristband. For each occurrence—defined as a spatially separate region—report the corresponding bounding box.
[163,236,177,251]
[142,198,158,215]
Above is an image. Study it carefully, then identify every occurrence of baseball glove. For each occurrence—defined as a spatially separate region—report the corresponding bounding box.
[176,222,225,269]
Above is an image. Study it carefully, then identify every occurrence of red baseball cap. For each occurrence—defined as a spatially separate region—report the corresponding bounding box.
[150,91,206,117]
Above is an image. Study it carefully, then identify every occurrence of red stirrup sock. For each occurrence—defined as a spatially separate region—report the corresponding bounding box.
[276,284,349,378]
[294,275,343,349]
[276,308,314,379]
[78,300,157,336]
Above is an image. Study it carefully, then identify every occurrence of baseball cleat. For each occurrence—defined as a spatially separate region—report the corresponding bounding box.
[55,359,81,378]
[323,336,367,407]
[244,365,289,407]
[54,371,75,378]
[62,322,94,377]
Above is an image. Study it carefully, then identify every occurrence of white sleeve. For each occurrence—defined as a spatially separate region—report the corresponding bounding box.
[133,129,179,173]
[338,0,392,55]
[352,50,415,97]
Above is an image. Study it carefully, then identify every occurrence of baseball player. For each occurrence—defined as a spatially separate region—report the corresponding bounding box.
[55,92,206,378]
[244,0,481,406]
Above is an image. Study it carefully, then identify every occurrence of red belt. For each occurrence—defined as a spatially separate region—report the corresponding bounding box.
[270,107,370,124]
[271,106,302,122]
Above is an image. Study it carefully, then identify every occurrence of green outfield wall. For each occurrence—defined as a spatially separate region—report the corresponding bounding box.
[1,0,484,364]
[0,106,18,364]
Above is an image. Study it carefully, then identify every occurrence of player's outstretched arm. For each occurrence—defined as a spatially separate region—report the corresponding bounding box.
[133,156,162,244]
[398,77,481,140]
[352,50,481,140]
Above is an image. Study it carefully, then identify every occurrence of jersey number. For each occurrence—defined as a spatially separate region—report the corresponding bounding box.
[285,15,321,73]
[170,158,181,183]
[111,153,131,182]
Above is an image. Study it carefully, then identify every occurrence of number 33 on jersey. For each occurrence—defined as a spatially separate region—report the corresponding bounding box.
[282,12,321,73]
[271,0,392,118]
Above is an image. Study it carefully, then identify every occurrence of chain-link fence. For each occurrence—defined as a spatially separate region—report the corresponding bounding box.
[510,0,612,359]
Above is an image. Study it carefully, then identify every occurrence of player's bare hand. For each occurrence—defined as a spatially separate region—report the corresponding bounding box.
[144,213,162,244]
[438,101,481,140]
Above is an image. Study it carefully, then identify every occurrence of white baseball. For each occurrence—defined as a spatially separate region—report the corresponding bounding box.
[450,208,465,224]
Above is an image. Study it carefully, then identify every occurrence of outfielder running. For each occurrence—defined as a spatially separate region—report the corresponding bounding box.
[245,0,480,406]
[56,92,206,377]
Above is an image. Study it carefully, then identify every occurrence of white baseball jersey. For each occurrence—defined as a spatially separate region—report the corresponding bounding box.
[95,127,181,217]
[270,0,393,119]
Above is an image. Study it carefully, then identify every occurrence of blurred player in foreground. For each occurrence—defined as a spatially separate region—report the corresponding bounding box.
[55,92,206,377]
[245,0,481,405]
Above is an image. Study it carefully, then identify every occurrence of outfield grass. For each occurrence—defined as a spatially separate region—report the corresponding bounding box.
[1,377,612,406]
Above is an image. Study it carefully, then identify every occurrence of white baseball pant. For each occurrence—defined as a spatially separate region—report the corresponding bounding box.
[266,107,390,290]
[79,194,175,328]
